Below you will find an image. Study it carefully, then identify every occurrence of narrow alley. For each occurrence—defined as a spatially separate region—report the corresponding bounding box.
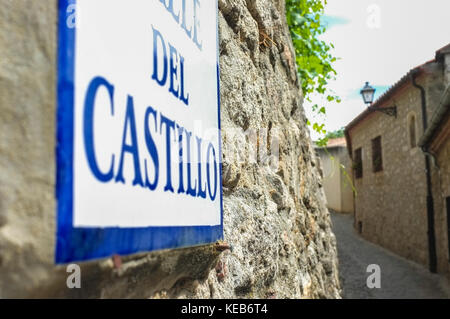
[331,212,450,299]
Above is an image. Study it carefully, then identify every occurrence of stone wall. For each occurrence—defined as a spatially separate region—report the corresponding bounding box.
[431,50,450,277]
[432,136,450,276]
[0,0,341,298]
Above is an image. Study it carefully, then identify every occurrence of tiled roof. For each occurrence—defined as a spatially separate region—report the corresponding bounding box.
[436,43,450,60]
[326,137,347,148]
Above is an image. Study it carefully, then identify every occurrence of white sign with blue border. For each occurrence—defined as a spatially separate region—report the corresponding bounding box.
[56,0,223,263]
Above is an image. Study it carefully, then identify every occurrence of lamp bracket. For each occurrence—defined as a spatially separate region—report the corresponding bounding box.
[368,105,397,118]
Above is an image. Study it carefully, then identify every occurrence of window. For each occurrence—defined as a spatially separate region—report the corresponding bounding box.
[354,148,363,179]
[409,114,417,148]
[372,136,383,172]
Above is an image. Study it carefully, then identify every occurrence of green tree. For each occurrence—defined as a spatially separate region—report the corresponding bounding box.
[325,127,345,139]
[286,0,340,146]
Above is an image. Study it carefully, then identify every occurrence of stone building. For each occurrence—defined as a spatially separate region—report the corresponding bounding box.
[315,138,354,214]
[0,1,340,298]
[345,44,450,277]
[419,78,450,278]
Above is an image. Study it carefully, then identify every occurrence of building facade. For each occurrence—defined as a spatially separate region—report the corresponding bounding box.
[345,44,450,276]
[316,138,354,214]
[419,80,450,277]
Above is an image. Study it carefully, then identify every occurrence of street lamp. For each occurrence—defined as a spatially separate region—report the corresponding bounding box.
[360,82,397,117]
[360,82,376,105]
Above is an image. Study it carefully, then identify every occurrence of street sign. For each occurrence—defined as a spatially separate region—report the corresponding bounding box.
[56,0,222,263]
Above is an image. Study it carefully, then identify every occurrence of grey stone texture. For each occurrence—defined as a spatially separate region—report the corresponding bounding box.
[0,0,340,298]
[430,110,450,279]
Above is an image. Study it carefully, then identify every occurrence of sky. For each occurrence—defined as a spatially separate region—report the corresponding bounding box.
[306,0,450,140]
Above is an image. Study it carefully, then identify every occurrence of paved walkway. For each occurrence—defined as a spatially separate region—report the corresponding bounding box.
[331,212,450,299]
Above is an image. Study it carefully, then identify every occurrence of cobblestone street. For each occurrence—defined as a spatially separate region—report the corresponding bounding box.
[331,212,450,299]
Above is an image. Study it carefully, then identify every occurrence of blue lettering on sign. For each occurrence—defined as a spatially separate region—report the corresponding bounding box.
[144,107,160,191]
[185,129,197,197]
[207,142,218,201]
[83,77,116,183]
[176,125,186,194]
[115,95,144,187]
[196,137,207,199]
[151,27,168,87]
[81,76,219,202]
[152,26,190,106]
[159,0,203,50]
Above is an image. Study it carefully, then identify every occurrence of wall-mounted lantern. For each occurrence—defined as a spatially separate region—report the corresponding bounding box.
[360,82,397,117]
